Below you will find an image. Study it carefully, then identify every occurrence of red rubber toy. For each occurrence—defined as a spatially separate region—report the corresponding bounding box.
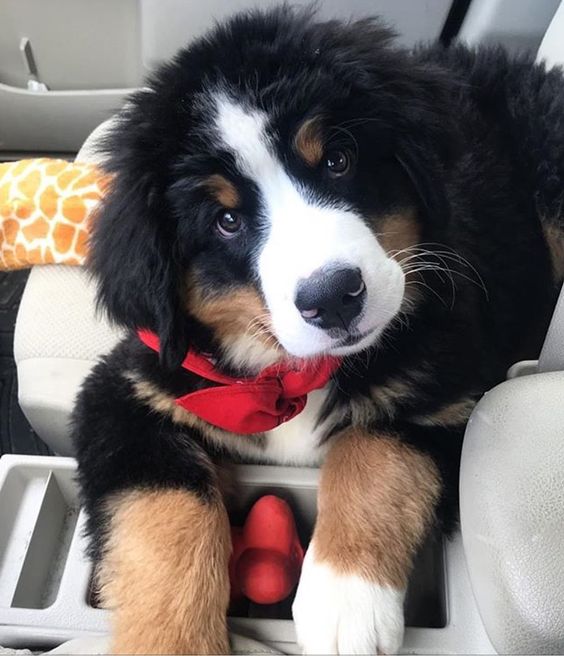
[229,495,304,605]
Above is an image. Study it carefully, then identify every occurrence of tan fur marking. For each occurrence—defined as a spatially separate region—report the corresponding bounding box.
[186,282,280,355]
[126,374,265,452]
[204,174,240,209]
[543,224,564,282]
[412,398,476,427]
[294,117,324,167]
[313,430,441,588]
[377,210,422,307]
[128,375,199,425]
[99,488,231,654]
[378,209,421,258]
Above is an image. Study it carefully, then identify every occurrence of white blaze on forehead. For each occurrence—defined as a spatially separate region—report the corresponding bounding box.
[213,96,377,275]
[214,96,306,216]
[214,99,273,178]
[213,94,405,358]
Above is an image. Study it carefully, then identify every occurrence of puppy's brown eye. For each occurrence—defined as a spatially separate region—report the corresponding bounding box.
[325,150,350,177]
[216,211,242,237]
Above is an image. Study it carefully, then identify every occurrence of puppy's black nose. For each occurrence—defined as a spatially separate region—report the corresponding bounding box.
[295,266,366,331]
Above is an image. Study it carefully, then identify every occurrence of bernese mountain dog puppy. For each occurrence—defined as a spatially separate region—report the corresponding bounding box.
[72,6,564,654]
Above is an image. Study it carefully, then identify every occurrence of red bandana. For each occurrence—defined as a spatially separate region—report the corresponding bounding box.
[138,330,341,435]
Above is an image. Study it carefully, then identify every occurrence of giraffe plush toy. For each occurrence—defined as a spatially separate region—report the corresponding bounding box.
[0,158,109,270]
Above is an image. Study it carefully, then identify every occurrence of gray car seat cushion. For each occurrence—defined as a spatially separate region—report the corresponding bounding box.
[14,265,123,455]
[461,370,564,654]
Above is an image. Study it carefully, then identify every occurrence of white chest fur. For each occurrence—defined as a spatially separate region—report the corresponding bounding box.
[260,386,334,466]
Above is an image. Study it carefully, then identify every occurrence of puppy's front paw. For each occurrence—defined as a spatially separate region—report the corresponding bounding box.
[293,547,405,655]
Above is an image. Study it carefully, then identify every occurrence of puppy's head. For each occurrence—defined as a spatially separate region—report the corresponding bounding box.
[91,8,456,371]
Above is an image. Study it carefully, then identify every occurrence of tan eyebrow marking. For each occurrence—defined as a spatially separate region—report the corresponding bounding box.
[203,174,240,209]
[294,116,324,167]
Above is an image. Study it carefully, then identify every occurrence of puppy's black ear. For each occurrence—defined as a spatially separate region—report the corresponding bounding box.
[89,108,189,370]
[390,64,461,230]
[393,67,460,229]
[323,18,460,227]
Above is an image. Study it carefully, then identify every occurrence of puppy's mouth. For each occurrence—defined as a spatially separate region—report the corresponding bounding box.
[335,326,378,348]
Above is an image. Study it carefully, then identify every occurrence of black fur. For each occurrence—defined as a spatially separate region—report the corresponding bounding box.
[75,7,563,560]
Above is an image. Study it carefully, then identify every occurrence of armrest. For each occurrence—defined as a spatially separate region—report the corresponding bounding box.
[460,372,564,653]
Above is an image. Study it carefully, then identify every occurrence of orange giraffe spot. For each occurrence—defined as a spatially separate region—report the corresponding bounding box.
[75,229,89,259]
[43,248,55,264]
[2,219,20,245]
[19,169,42,199]
[45,160,67,177]
[26,247,43,264]
[15,243,29,262]
[53,222,76,253]
[58,168,82,190]
[62,196,87,223]
[10,160,32,178]
[72,170,98,189]
[3,250,17,268]
[14,200,33,219]
[39,185,59,219]
[23,217,50,241]
[0,206,12,219]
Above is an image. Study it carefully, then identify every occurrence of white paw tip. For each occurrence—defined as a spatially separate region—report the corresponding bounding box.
[293,548,405,655]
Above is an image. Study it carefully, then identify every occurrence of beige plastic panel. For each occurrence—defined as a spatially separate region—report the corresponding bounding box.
[458,0,560,52]
[140,0,453,69]
[537,0,564,67]
[0,0,452,152]
[0,0,142,91]
[0,84,131,151]
[0,456,494,653]
[0,0,140,151]
[538,283,564,372]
